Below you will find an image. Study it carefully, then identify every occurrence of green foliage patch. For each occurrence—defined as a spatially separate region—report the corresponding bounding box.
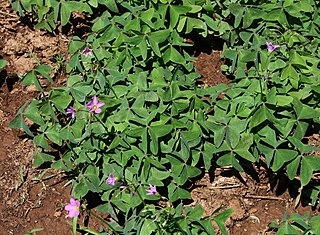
[269,210,320,235]
[9,0,320,234]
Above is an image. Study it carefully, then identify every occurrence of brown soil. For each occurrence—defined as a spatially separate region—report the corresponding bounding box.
[193,50,230,87]
[0,2,71,235]
[0,1,319,235]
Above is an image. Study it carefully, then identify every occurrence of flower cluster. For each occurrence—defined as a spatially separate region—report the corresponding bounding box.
[64,182,156,219]
[65,96,105,119]
[66,48,105,119]
[106,173,158,196]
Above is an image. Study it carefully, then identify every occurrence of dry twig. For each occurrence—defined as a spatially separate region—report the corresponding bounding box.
[244,194,287,201]
[208,184,241,189]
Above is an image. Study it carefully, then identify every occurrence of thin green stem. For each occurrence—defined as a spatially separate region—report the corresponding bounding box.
[93,114,109,133]
[66,141,79,159]
[87,209,119,235]
[133,183,147,207]
[259,76,265,102]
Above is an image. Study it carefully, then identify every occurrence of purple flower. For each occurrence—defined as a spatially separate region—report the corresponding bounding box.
[106,173,115,186]
[82,47,92,57]
[66,106,76,119]
[146,184,157,196]
[86,96,104,114]
[65,198,80,218]
[266,41,280,52]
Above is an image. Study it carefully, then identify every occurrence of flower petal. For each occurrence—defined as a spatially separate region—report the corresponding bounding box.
[93,96,98,105]
[95,108,102,113]
[273,45,280,50]
[106,173,115,186]
[70,198,76,205]
[97,102,105,108]
[87,101,93,107]
[68,210,77,218]
[65,204,74,211]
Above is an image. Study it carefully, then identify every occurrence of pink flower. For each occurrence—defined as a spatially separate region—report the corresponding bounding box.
[146,184,157,195]
[82,47,92,57]
[65,198,80,218]
[66,106,76,118]
[86,96,104,114]
[266,41,280,52]
[106,173,115,186]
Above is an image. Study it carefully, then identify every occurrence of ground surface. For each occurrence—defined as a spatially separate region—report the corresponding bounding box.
[0,1,319,235]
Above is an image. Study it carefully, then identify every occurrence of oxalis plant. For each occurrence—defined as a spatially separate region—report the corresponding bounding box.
[10,0,233,234]
[206,0,320,233]
[9,0,320,234]
[209,0,320,206]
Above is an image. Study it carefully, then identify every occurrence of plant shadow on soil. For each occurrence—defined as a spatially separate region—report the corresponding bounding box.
[0,2,320,234]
